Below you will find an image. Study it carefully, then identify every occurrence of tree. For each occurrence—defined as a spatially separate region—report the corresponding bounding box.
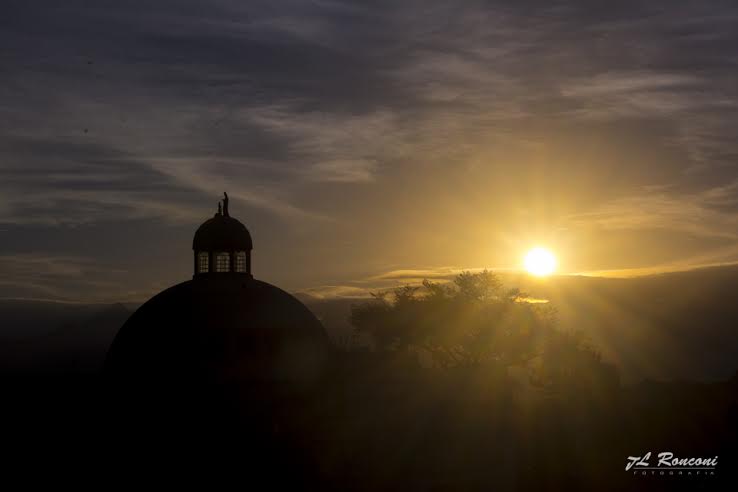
[350,270,619,393]
[530,329,620,392]
[350,270,554,370]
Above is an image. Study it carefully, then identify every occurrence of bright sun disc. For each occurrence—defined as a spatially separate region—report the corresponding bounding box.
[524,247,557,276]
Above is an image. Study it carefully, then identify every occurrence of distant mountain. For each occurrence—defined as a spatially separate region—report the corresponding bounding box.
[0,301,130,372]
[0,299,106,338]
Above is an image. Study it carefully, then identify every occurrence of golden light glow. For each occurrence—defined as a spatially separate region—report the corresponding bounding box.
[524,247,557,276]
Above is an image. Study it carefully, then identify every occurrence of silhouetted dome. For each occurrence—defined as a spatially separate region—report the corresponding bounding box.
[105,193,330,394]
[105,276,330,387]
[193,214,252,252]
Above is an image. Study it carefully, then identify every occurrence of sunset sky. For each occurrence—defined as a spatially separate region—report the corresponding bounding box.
[2,1,738,302]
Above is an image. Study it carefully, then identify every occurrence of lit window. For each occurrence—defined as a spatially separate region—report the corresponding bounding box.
[235,251,247,272]
[197,252,209,273]
[215,252,231,272]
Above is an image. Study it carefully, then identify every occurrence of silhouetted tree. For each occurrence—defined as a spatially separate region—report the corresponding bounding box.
[350,270,620,395]
[351,271,553,370]
[529,328,620,392]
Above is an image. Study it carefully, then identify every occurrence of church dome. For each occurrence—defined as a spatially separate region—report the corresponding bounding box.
[105,276,330,387]
[191,193,253,277]
[193,214,252,252]
[104,193,331,391]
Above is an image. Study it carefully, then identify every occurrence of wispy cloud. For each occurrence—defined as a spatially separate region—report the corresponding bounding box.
[0,254,146,302]
[566,182,738,241]
[244,105,401,183]
[561,72,699,98]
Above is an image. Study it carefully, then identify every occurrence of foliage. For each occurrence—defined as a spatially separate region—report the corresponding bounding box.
[351,270,555,369]
[350,270,619,392]
[530,329,620,391]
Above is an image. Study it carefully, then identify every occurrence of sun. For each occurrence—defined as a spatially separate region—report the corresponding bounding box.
[524,247,557,276]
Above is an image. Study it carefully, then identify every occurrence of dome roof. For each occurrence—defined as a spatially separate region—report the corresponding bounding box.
[105,276,330,386]
[193,214,252,251]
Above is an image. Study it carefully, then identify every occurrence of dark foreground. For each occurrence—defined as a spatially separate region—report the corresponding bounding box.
[3,355,736,491]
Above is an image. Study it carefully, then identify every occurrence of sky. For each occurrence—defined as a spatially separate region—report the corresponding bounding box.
[1,0,738,303]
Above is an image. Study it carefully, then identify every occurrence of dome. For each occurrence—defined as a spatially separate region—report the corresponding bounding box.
[105,275,331,387]
[193,214,252,252]
[192,193,253,276]
[105,192,331,394]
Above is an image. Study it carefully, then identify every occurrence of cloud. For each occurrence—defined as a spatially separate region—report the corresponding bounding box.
[297,284,373,300]
[561,72,700,98]
[308,159,377,183]
[243,105,400,183]
[1,0,738,300]
[372,267,476,282]
[566,182,738,240]
[0,136,202,225]
[0,254,144,302]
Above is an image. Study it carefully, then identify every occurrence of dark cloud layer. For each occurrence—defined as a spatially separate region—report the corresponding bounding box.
[1,0,738,301]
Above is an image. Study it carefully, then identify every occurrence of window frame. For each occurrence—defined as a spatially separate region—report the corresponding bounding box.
[214,251,231,272]
[197,251,209,273]
[235,251,247,272]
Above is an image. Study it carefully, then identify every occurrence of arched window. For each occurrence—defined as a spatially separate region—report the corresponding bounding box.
[235,251,247,272]
[197,252,209,273]
[215,252,231,272]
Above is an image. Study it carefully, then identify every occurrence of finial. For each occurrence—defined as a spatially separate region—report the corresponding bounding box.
[223,192,230,217]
